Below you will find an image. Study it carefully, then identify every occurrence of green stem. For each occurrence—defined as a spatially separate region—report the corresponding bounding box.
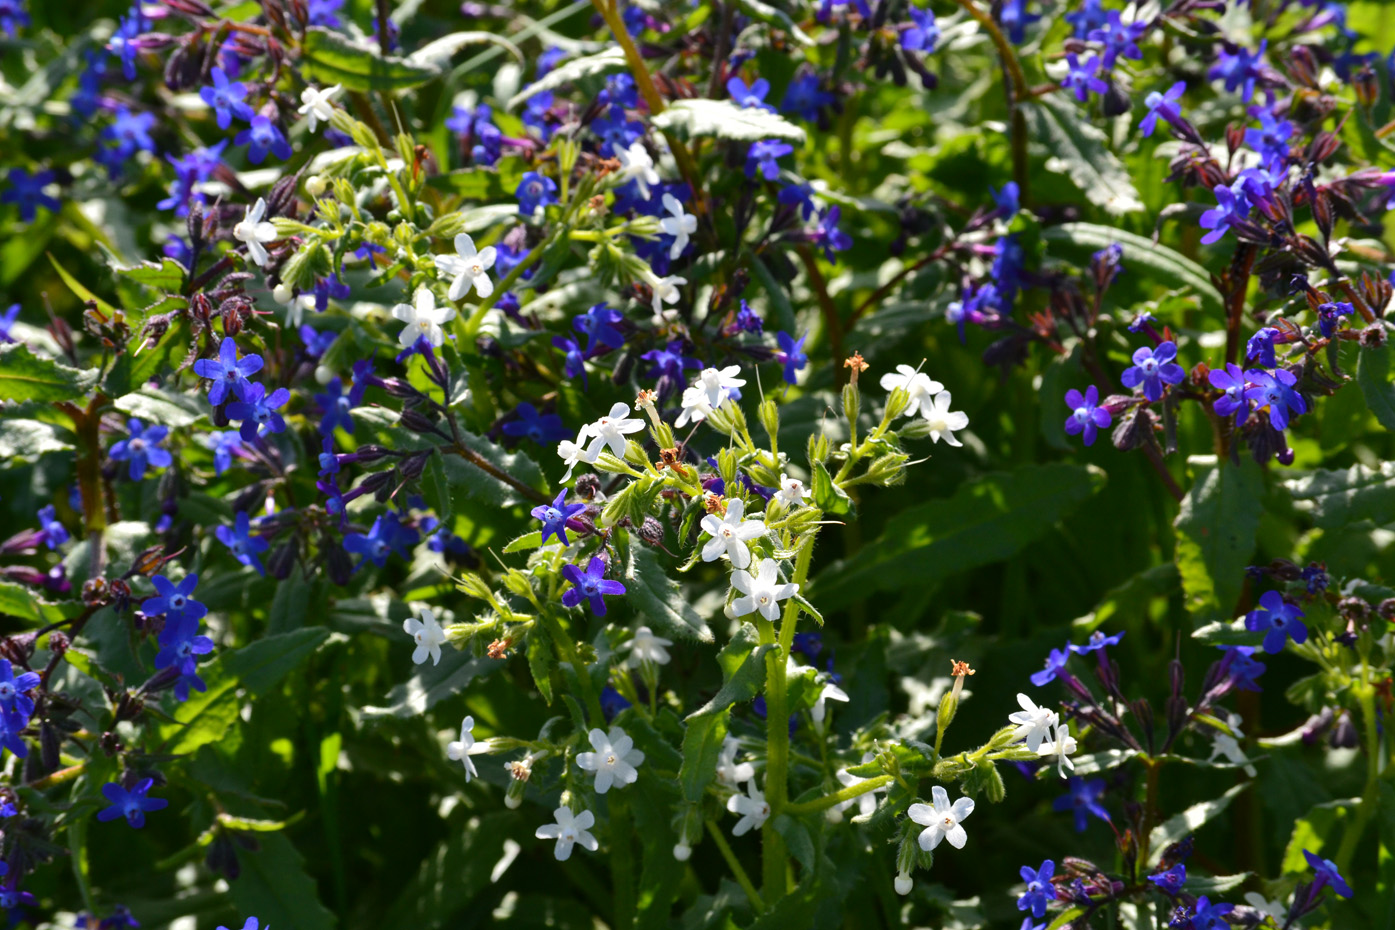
[949,0,1031,204]
[708,819,764,911]
[1334,676,1381,874]
[785,774,892,816]
[541,609,606,726]
[610,793,636,930]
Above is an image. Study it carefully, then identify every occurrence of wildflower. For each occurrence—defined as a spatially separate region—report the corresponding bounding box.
[1244,590,1307,654]
[576,726,646,794]
[1316,301,1353,339]
[193,336,264,405]
[621,626,672,668]
[235,116,292,165]
[659,193,697,259]
[1303,850,1352,898]
[446,716,483,781]
[726,76,774,111]
[1245,109,1293,168]
[1038,720,1078,777]
[205,431,245,475]
[1088,11,1147,66]
[97,779,168,829]
[2,169,60,222]
[716,735,755,788]
[615,141,659,199]
[781,73,834,121]
[902,5,939,51]
[1017,860,1057,918]
[143,574,206,624]
[392,287,456,348]
[778,475,806,504]
[1242,892,1285,922]
[36,505,68,550]
[1187,896,1235,929]
[573,303,626,350]
[775,331,808,384]
[1208,363,1250,424]
[297,84,342,132]
[1054,777,1109,831]
[641,341,701,384]
[154,616,214,672]
[0,661,39,721]
[1065,0,1107,36]
[0,712,26,759]
[997,0,1038,42]
[562,557,626,616]
[1198,180,1252,245]
[314,378,355,436]
[1209,712,1256,777]
[199,67,253,129]
[700,498,766,569]
[403,607,447,666]
[587,402,646,458]
[553,336,587,382]
[880,364,945,418]
[745,140,792,181]
[232,197,278,267]
[215,512,269,575]
[1008,693,1058,753]
[504,402,569,445]
[1246,327,1279,368]
[647,273,687,321]
[0,0,30,35]
[217,919,262,930]
[104,108,157,159]
[1063,386,1111,446]
[676,384,714,428]
[110,419,172,481]
[1209,41,1266,101]
[1030,646,1071,686]
[834,755,885,819]
[1120,341,1184,402]
[1070,630,1123,655]
[435,233,497,301]
[558,431,603,481]
[908,785,975,850]
[516,171,558,215]
[226,382,291,441]
[1220,645,1266,691]
[0,303,18,341]
[727,779,770,836]
[1138,80,1187,136]
[922,392,970,445]
[1062,54,1107,102]
[532,490,586,546]
[1244,368,1306,431]
[811,681,849,731]
[1147,861,1186,894]
[537,807,598,860]
[729,558,798,622]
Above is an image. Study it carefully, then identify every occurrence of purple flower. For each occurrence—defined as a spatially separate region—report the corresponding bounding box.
[104,107,157,159]
[36,505,68,550]
[0,660,40,721]
[516,171,558,214]
[1120,341,1184,402]
[1147,862,1186,894]
[0,0,31,35]
[1245,590,1307,653]
[561,556,625,616]
[1030,646,1071,686]
[778,181,820,220]
[110,419,172,481]
[573,303,626,350]
[215,511,269,575]
[781,73,834,122]
[998,0,1040,43]
[0,303,18,341]
[1186,895,1234,929]
[205,430,245,475]
[902,5,939,51]
[314,377,355,435]
[1209,41,1266,102]
[502,402,569,445]
[775,331,808,384]
[1016,860,1057,918]
[236,116,292,164]
[345,514,418,569]
[1303,849,1353,898]
[810,207,853,262]
[1062,54,1107,102]
[107,10,145,80]
[306,0,344,27]
[1219,645,1265,692]
[745,140,792,181]
[1053,777,1109,831]
[1063,386,1111,446]
[532,490,586,546]
[144,574,206,624]
[1070,629,1123,655]
[729,300,763,336]
[726,76,774,111]
[642,340,703,384]
[1088,11,1147,67]
[1207,362,1250,425]
[154,615,214,672]
[1316,301,1352,339]
[1,169,60,222]
[992,181,1020,218]
[552,336,587,383]
[193,336,264,405]
[1065,0,1108,38]
[1139,82,1185,137]
[1246,327,1279,367]
[1244,108,1293,168]
[1198,179,1252,244]
[0,711,27,759]
[199,67,254,130]
[97,779,168,829]
[226,382,291,441]
[1243,367,1306,431]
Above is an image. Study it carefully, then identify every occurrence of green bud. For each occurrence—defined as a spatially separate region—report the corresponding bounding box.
[502,568,533,599]
[557,138,580,179]
[627,215,662,238]
[426,211,468,239]
[936,690,958,742]
[455,572,496,604]
[785,506,822,535]
[716,448,739,488]
[986,725,1019,751]
[758,398,780,442]
[280,241,330,290]
[900,418,933,441]
[883,386,910,423]
[747,458,781,489]
[807,432,830,466]
[864,452,911,487]
[896,827,923,876]
[394,132,415,168]
[842,382,860,426]
[593,452,643,477]
[623,439,650,469]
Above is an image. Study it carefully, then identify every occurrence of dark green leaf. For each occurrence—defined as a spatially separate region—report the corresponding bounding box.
[362,648,498,718]
[1357,344,1395,431]
[625,544,714,642]
[1147,782,1249,866]
[1040,223,1223,318]
[301,27,437,92]
[230,833,337,930]
[224,628,331,695]
[0,342,96,403]
[1174,456,1264,624]
[1286,462,1395,529]
[811,460,852,516]
[1025,96,1143,215]
[111,256,185,291]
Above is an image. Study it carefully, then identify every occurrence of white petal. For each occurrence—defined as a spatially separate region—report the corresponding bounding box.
[945,824,968,849]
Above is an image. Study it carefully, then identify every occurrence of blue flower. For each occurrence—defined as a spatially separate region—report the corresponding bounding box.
[0,660,40,721]
[1139,81,1186,137]
[344,514,417,569]
[1062,54,1108,102]
[107,10,145,80]
[1065,0,1108,38]
[775,331,808,384]
[1209,41,1266,102]
[552,336,587,384]
[1064,386,1111,446]
[641,340,703,384]
[226,382,292,442]
[314,378,355,436]
[600,685,632,721]
[193,337,264,405]
[104,107,157,159]
[781,73,834,122]
[310,274,351,312]
[36,504,69,549]
[531,490,586,546]
[992,181,1020,218]
[1030,646,1070,686]
[235,116,292,164]
[1245,590,1307,653]
[810,207,853,262]
[727,76,774,111]
[1016,860,1057,918]
[205,431,245,475]
[1053,777,1109,831]
[1245,327,1279,367]
[110,419,172,481]
[199,67,253,130]
[502,402,569,445]
[573,303,626,350]
[561,556,626,616]
[1243,367,1306,431]
[1147,861,1186,894]
[0,0,31,35]
[779,181,820,220]
[1316,301,1352,339]
[1088,11,1147,67]
[1219,645,1265,691]
[1207,363,1250,425]
[1303,849,1353,898]
[301,324,337,359]
[1,169,60,222]
[154,615,214,672]
[997,0,1040,43]
[215,512,269,575]
[307,0,343,26]
[1198,179,1252,244]
[729,300,764,336]
[1070,629,1123,655]
[516,171,558,214]
[1186,895,1234,929]
[902,5,939,51]
[1120,341,1184,402]
[144,574,206,624]
[0,711,27,759]
[0,303,18,341]
[97,779,168,829]
[1244,108,1293,168]
[745,140,792,181]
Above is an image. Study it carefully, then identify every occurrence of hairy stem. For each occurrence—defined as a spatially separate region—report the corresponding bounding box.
[708,819,763,910]
[785,774,892,815]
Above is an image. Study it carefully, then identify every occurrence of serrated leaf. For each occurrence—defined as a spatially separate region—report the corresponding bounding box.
[301,27,437,93]
[506,48,628,110]
[441,429,547,508]
[527,625,556,704]
[1286,461,1395,529]
[224,628,331,695]
[48,252,118,317]
[1026,96,1143,215]
[1041,223,1223,318]
[1147,782,1249,865]
[811,460,852,515]
[0,342,97,403]
[1174,456,1264,624]
[624,544,714,642]
[651,98,807,143]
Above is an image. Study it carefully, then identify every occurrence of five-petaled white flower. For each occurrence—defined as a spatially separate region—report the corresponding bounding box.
[575,726,646,794]
[908,785,975,851]
[446,715,487,781]
[616,141,660,199]
[726,779,770,836]
[1210,712,1256,776]
[730,558,798,622]
[648,273,686,321]
[403,607,446,666]
[675,385,714,429]
[700,498,766,569]
[435,233,497,301]
[660,193,698,259]
[536,806,598,861]
[879,364,944,419]
[1242,892,1286,923]
[621,626,673,668]
[835,754,885,820]
[297,84,342,133]
[391,287,456,349]
[558,431,603,481]
[715,735,755,788]
[694,365,745,411]
[1008,692,1059,753]
[811,681,850,732]
[777,475,806,504]
[1037,720,1078,778]
[233,198,278,267]
[587,402,646,458]
[922,392,970,446]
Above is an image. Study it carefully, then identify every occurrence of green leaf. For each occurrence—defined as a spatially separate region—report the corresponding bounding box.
[737,0,814,44]
[404,31,522,70]
[1186,873,1253,895]
[624,544,714,642]
[0,342,97,403]
[811,463,1106,609]
[503,530,543,553]
[1025,96,1144,215]
[362,648,498,718]
[772,814,816,872]
[1286,462,1395,529]
[113,385,209,427]
[811,460,852,516]
[380,811,518,930]
[224,628,331,695]
[1355,345,1395,429]
[651,99,807,143]
[686,627,771,719]
[1174,456,1264,624]
[1281,798,1357,874]
[48,252,118,317]
[301,27,437,93]
[441,430,547,508]
[160,673,240,755]
[506,47,628,110]
[422,451,453,527]
[1040,223,1223,318]
[1147,782,1249,865]
[0,417,73,460]
[110,256,185,292]
[677,712,727,804]
[746,249,797,335]
[527,626,556,705]
[267,572,313,635]
[230,833,337,930]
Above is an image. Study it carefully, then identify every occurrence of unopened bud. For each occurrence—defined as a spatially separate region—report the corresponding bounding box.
[306,175,328,197]
[273,283,294,304]
[894,872,913,895]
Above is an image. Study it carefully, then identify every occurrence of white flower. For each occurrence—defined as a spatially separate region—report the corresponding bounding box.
[233,198,278,267]
[403,607,447,666]
[1210,712,1256,776]
[446,715,488,781]
[694,365,745,410]
[575,726,646,794]
[616,141,660,199]
[811,681,850,731]
[700,498,766,569]
[297,84,342,133]
[777,475,805,504]
[879,364,944,419]
[893,872,914,896]
[675,384,714,429]
[1242,892,1286,923]
[835,754,884,820]
[1037,720,1078,778]
[715,735,755,788]
[535,806,598,861]
[659,193,697,259]
[558,434,602,481]
[1008,693,1059,754]
[922,392,970,446]
[907,785,975,851]
[730,558,798,622]
[726,779,770,836]
[435,233,497,301]
[649,274,686,321]
[391,287,456,348]
[588,402,646,458]
[622,626,673,668]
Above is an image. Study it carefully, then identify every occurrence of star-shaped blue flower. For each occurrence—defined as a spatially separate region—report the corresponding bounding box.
[1244,589,1307,654]
[532,490,586,547]
[97,779,168,829]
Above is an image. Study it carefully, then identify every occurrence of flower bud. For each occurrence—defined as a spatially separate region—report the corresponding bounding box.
[758,397,780,441]
[306,175,328,197]
[807,432,830,466]
[894,872,913,895]
[673,843,692,861]
[273,282,294,304]
[883,386,910,423]
[842,382,860,426]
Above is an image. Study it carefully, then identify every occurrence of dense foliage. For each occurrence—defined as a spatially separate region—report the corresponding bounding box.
[2,0,1395,928]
